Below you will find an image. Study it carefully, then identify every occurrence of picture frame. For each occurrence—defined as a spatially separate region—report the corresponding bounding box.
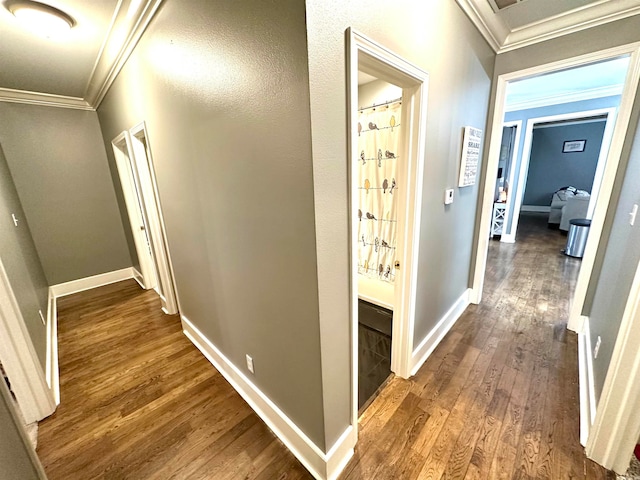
[563,139,586,153]
[458,126,483,187]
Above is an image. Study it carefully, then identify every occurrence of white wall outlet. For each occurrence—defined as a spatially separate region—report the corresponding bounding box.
[444,189,454,205]
[630,204,638,226]
[594,336,602,359]
[38,310,45,326]
[246,354,254,374]
[11,213,18,226]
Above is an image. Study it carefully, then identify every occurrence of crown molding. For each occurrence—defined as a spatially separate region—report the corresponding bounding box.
[0,0,163,111]
[505,84,624,112]
[457,0,640,54]
[0,87,92,110]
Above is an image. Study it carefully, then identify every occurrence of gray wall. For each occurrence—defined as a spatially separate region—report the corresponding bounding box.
[305,0,494,446]
[0,144,48,369]
[0,103,132,285]
[0,379,43,480]
[522,121,606,206]
[587,105,640,401]
[97,0,326,450]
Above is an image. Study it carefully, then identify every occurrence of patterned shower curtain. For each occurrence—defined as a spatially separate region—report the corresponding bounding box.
[356,101,401,284]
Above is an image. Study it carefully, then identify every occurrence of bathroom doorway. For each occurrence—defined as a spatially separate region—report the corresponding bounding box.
[355,74,401,410]
[348,29,429,422]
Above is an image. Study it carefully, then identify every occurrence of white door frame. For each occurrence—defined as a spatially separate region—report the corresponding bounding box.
[501,108,617,243]
[498,120,522,244]
[129,122,179,315]
[0,259,55,423]
[471,42,640,312]
[586,259,640,473]
[347,29,428,423]
[111,132,158,290]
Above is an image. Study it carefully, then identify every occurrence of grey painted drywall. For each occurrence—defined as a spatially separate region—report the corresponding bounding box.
[522,121,606,206]
[97,0,325,449]
[587,108,640,401]
[0,380,42,480]
[0,103,132,285]
[0,144,48,369]
[306,0,494,446]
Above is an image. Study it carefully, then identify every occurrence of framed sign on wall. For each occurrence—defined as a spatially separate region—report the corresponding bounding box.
[458,126,483,187]
[563,139,586,153]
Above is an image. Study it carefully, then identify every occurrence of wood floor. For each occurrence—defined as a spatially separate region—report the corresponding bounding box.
[36,212,613,479]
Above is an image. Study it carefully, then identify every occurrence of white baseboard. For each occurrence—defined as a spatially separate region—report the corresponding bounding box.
[131,268,145,289]
[181,315,355,480]
[578,316,597,446]
[49,267,136,298]
[411,288,471,376]
[46,267,139,404]
[521,205,551,213]
[45,292,60,405]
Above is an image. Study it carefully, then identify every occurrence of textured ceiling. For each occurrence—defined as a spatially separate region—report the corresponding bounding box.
[0,0,118,98]
[0,0,162,109]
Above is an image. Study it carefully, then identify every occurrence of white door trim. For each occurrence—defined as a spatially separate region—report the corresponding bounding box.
[501,108,616,243]
[129,122,180,315]
[111,131,158,291]
[471,42,640,309]
[0,259,55,423]
[586,260,640,474]
[499,120,522,244]
[347,29,428,425]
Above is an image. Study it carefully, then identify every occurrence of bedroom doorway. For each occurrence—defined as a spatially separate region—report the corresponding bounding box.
[473,50,637,307]
[471,43,640,454]
[501,107,618,243]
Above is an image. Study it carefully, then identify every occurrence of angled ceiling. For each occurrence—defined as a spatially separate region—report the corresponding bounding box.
[0,0,163,110]
[457,0,640,53]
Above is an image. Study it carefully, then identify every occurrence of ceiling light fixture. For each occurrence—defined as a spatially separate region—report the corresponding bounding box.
[7,0,75,38]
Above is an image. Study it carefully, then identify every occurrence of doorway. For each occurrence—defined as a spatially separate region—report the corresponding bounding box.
[355,74,401,410]
[472,44,640,456]
[348,29,428,422]
[111,122,178,315]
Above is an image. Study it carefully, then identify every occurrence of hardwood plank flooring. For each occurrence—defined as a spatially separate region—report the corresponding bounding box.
[36,281,309,479]
[36,212,613,479]
[341,213,613,480]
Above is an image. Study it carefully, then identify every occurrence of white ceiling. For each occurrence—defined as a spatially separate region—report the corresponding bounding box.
[1,1,640,110]
[457,0,640,52]
[0,0,163,110]
[505,55,629,111]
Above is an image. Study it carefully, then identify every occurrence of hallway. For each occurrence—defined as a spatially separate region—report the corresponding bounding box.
[35,213,612,479]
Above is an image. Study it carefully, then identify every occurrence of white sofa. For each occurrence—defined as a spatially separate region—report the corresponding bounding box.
[548,189,590,231]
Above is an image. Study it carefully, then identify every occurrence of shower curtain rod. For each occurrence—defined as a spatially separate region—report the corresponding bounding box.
[359,97,402,111]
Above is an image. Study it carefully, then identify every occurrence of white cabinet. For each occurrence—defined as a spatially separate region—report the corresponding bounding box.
[492,203,506,237]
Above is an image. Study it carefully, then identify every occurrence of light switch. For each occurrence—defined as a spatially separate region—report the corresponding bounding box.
[630,204,638,226]
[444,189,454,205]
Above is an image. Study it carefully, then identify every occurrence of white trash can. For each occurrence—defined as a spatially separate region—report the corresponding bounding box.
[564,219,591,258]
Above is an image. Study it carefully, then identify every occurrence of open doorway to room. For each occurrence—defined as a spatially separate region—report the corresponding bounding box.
[355,73,402,411]
[472,44,640,459]
[489,56,627,245]
[347,29,428,422]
